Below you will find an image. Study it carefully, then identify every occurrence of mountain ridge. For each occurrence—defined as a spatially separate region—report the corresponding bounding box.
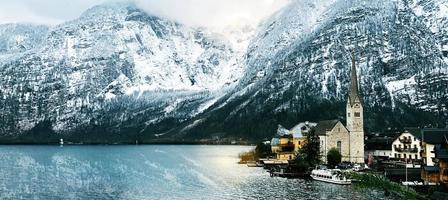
[0,0,447,143]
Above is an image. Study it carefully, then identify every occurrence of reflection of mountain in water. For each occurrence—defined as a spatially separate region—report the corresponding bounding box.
[0,145,388,199]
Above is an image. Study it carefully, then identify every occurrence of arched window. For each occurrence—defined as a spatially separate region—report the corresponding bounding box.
[337,141,342,153]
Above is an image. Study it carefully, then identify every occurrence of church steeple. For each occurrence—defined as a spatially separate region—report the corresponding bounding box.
[346,51,365,164]
[348,52,361,106]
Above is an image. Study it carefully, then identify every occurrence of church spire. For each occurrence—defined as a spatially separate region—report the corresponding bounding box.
[349,52,361,106]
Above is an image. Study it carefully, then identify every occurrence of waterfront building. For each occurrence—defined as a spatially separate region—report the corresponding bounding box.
[314,55,365,164]
[391,128,422,162]
[271,122,316,160]
[436,149,448,183]
[418,129,448,184]
[365,130,399,160]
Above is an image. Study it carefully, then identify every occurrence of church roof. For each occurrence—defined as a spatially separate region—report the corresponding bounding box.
[314,120,340,136]
[348,53,362,106]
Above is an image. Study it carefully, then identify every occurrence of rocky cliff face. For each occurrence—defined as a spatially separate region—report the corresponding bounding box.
[0,3,246,142]
[0,0,447,143]
[178,0,448,140]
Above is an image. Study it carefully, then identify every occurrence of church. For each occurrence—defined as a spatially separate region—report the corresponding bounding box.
[314,55,365,164]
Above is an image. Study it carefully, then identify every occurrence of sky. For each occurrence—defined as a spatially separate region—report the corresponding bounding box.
[0,0,290,28]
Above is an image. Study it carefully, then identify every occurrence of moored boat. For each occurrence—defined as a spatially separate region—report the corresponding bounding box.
[311,169,351,185]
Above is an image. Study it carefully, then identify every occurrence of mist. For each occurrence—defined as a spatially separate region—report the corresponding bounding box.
[0,0,290,29]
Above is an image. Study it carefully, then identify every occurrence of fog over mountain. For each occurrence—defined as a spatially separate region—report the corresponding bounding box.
[0,0,447,143]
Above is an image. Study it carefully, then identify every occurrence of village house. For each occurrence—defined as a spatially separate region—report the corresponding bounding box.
[271,122,316,160]
[418,129,448,184]
[435,149,448,184]
[365,131,399,160]
[313,55,365,164]
[391,128,422,162]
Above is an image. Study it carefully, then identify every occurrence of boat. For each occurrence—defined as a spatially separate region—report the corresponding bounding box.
[311,169,351,185]
[59,138,64,146]
[402,181,424,186]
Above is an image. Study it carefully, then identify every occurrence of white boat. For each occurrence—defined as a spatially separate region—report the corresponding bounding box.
[311,169,351,185]
[59,138,64,145]
[402,181,424,186]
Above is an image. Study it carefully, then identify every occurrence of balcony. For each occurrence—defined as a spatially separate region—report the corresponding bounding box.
[279,142,295,152]
[395,147,418,153]
[399,137,412,144]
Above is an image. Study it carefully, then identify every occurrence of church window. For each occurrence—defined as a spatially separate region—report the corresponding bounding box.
[337,141,342,153]
[354,112,360,117]
[348,113,350,117]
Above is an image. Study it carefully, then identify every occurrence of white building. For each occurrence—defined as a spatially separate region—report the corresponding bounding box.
[391,129,422,161]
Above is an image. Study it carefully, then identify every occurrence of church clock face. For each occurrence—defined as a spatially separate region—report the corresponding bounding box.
[354,104,360,108]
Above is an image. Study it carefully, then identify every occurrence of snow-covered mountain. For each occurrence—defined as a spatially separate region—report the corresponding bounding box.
[0,0,447,143]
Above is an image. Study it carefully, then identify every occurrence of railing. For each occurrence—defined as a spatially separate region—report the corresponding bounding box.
[395,147,418,153]
[279,142,294,147]
[399,138,412,144]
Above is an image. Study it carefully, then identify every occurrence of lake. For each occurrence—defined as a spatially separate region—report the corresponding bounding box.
[0,145,390,199]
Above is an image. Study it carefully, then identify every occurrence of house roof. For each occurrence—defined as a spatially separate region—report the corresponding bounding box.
[436,149,448,161]
[423,166,440,172]
[290,122,317,138]
[314,120,340,136]
[366,137,394,150]
[405,128,448,144]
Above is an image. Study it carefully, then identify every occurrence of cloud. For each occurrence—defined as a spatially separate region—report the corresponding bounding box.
[0,0,290,29]
[135,0,290,28]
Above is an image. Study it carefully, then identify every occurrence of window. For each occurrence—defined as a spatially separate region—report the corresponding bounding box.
[398,154,401,158]
[414,137,416,141]
[354,112,360,117]
[414,145,417,149]
[409,155,412,159]
[337,141,342,153]
[348,113,350,117]
[395,153,397,158]
[338,128,340,132]
[414,155,417,159]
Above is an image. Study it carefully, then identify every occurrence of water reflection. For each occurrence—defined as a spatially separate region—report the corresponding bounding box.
[0,145,389,199]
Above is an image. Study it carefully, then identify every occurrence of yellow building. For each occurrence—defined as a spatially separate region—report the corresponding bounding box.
[271,122,316,160]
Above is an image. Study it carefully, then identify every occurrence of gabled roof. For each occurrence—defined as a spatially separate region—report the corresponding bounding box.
[314,120,340,136]
[423,166,440,172]
[366,137,394,150]
[436,149,448,161]
[290,122,317,138]
[405,128,448,144]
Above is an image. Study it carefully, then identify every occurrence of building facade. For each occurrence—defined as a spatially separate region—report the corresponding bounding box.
[315,120,350,163]
[391,130,422,161]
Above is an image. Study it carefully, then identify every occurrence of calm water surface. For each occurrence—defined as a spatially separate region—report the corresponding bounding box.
[0,145,390,199]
